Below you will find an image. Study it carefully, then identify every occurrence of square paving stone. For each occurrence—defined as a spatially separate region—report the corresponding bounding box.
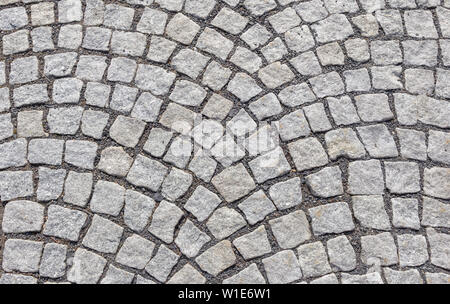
[103,4,135,30]
[184,185,222,222]
[262,250,302,284]
[124,190,156,232]
[309,202,355,235]
[3,30,30,55]
[52,78,83,104]
[39,243,67,279]
[233,226,271,260]
[327,236,357,272]
[288,137,329,171]
[126,154,168,191]
[67,248,107,284]
[44,52,77,77]
[37,167,66,201]
[2,239,43,273]
[238,190,276,225]
[109,115,146,148]
[398,234,429,267]
[10,56,39,85]
[0,171,34,201]
[107,57,137,83]
[211,163,256,202]
[110,84,139,113]
[269,177,302,210]
[195,240,236,276]
[58,24,82,49]
[89,180,125,216]
[306,166,344,198]
[361,232,398,266]
[175,220,211,258]
[17,110,46,138]
[135,64,176,96]
[43,205,88,241]
[392,198,420,230]
[116,234,155,270]
[47,106,84,135]
[269,210,311,249]
[148,200,184,244]
[385,161,421,194]
[100,265,134,284]
[206,207,246,240]
[28,139,64,166]
[171,48,210,80]
[111,31,147,57]
[348,160,384,195]
[2,200,44,233]
[82,215,124,254]
[357,124,398,158]
[297,242,332,279]
[63,171,93,207]
[166,13,200,45]
[145,245,180,282]
[352,195,391,230]
[64,140,98,170]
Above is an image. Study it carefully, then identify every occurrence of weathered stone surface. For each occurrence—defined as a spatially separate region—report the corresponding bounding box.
[269,210,311,249]
[37,167,66,201]
[67,248,107,284]
[309,202,355,235]
[212,164,256,202]
[116,234,155,270]
[223,264,266,284]
[297,242,332,279]
[124,190,155,232]
[2,239,43,273]
[2,200,44,233]
[352,195,391,230]
[262,250,302,284]
[269,177,302,210]
[148,201,183,244]
[427,228,450,270]
[89,180,125,216]
[175,220,210,258]
[238,190,276,225]
[43,205,87,241]
[398,234,429,267]
[167,264,206,284]
[82,215,124,253]
[195,240,236,276]
[348,160,384,195]
[327,236,356,272]
[206,207,246,239]
[424,167,450,199]
[63,171,93,207]
[184,186,221,222]
[39,243,67,279]
[361,232,398,266]
[145,245,180,282]
[306,166,343,198]
[0,1,447,285]
[392,198,420,230]
[127,155,168,191]
[288,137,329,171]
[233,225,271,260]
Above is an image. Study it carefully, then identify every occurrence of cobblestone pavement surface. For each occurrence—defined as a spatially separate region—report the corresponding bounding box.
[0,0,449,285]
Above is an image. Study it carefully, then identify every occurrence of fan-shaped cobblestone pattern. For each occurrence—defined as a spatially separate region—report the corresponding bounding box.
[0,0,449,284]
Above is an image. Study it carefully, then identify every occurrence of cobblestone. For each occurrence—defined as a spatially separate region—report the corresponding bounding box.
[0,0,448,285]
